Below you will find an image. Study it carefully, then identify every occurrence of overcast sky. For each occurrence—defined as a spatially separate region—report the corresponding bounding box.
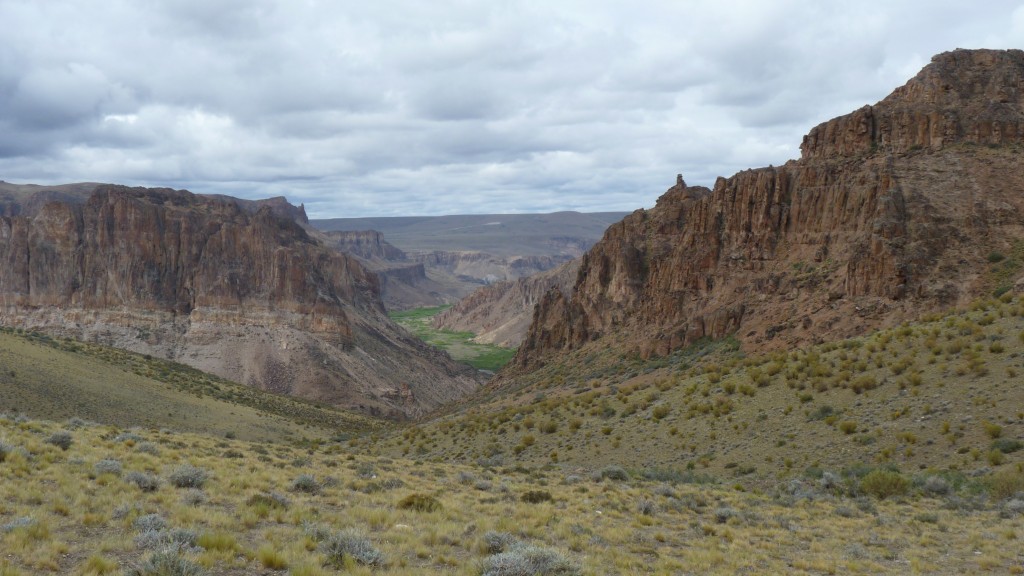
[1,1,1022,217]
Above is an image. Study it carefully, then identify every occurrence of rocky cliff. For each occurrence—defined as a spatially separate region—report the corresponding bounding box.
[432,259,580,347]
[516,48,1024,369]
[323,230,407,261]
[0,185,479,417]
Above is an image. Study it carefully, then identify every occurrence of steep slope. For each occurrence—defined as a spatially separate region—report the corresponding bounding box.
[0,185,479,418]
[516,48,1024,370]
[431,259,580,347]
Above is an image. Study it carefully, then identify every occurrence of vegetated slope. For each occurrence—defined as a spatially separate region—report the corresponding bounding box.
[432,259,580,348]
[312,211,628,257]
[0,328,377,442]
[516,48,1024,371]
[377,295,1024,479]
[3,413,1024,575]
[0,185,479,418]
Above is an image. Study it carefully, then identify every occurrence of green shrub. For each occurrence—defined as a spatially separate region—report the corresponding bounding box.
[988,469,1024,499]
[993,438,1023,454]
[520,490,553,504]
[397,493,441,512]
[860,469,910,499]
[838,421,857,434]
[984,421,1004,439]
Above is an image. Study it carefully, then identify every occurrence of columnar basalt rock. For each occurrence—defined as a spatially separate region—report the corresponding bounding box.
[515,49,1024,369]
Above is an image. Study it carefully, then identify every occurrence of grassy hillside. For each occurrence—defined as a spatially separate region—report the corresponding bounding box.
[374,295,1024,482]
[389,307,516,372]
[0,328,378,444]
[2,413,1023,575]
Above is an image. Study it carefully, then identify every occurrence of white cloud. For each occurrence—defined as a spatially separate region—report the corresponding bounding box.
[1,0,1023,217]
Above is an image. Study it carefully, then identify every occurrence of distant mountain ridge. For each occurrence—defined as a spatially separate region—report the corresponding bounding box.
[312,211,626,308]
[514,48,1024,371]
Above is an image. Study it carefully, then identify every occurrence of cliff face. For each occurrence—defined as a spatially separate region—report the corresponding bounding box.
[432,259,579,348]
[0,185,478,417]
[323,230,407,261]
[516,49,1024,369]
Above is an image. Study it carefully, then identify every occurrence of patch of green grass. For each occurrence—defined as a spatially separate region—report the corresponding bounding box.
[390,307,517,371]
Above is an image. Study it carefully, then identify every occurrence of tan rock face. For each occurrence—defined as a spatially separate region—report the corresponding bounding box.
[432,259,580,348]
[516,48,1024,369]
[0,185,479,418]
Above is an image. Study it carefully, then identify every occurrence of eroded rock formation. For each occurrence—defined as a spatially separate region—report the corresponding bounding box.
[516,49,1024,369]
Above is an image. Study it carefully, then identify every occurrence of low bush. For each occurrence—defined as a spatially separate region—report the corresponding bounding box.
[323,529,384,567]
[860,469,910,499]
[168,464,210,489]
[482,544,580,576]
[599,465,629,481]
[46,430,73,450]
[128,550,206,576]
[125,471,160,492]
[94,459,122,476]
[397,493,442,512]
[290,474,320,494]
[520,490,553,504]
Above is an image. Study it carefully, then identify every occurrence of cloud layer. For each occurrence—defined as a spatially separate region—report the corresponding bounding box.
[2,1,1023,217]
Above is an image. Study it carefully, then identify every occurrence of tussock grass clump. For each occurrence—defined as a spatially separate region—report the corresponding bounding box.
[860,469,910,499]
[257,546,288,570]
[482,544,580,576]
[168,464,210,488]
[0,439,13,462]
[128,550,206,576]
[323,528,384,567]
[46,430,73,450]
[397,493,441,512]
[247,492,290,510]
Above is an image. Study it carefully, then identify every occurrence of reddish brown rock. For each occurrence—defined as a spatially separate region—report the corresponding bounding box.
[0,185,479,418]
[515,49,1024,370]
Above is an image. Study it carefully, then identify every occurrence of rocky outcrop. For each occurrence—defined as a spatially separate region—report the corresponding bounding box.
[0,185,479,417]
[516,49,1024,369]
[432,259,580,347]
[323,230,407,261]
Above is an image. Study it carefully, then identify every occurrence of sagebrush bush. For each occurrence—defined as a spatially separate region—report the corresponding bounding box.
[481,544,580,576]
[168,464,210,489]
[126,471,160,492]
[599,465,629,481]
[323,528,384,567]
[0,440,13,462]
[181,488,207,506]
[988,469,1024,499]
[483,531,519,554]
[134,514,166,532]
[94,459,122,476]
[290,474,321,494]
[128,550,207,576]
[397,493,441,512]
[46,430,73,450]
[860,469,910,499]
